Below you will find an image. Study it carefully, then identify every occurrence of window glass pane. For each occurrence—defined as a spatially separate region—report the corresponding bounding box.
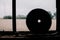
[0,0,12,31]
[16,0,56,31]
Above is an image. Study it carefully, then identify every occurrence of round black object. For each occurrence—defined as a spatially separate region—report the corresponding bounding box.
[26,8,52,34]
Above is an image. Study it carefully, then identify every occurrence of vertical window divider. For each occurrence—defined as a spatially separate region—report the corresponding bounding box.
[12,0,16,33]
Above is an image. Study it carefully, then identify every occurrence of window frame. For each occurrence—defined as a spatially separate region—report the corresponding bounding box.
[0,0,58,35]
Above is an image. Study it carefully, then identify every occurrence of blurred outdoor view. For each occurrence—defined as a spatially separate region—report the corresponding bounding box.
[0,0,56,31]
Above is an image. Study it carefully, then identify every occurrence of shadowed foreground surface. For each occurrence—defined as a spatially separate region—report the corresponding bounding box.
[0,31,58,38]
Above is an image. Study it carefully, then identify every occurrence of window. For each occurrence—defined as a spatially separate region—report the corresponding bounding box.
[16,0,56,32]
[0,0,12,31]
[0,0,57,33]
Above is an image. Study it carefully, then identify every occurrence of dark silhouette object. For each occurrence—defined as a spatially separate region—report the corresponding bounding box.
[26,8,52,34]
